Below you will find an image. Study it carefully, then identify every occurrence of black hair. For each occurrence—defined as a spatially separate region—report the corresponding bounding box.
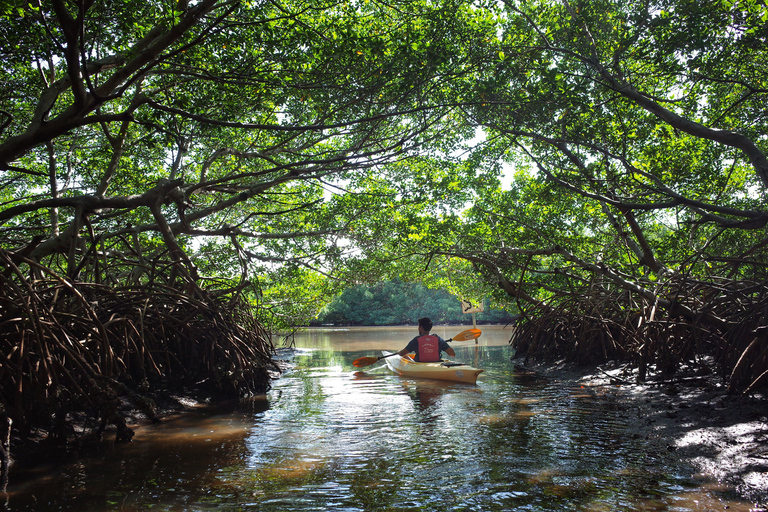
[418,317,433,332]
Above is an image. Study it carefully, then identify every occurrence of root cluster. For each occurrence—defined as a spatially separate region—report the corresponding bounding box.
[511,276,768,394]
[0,249,277,488]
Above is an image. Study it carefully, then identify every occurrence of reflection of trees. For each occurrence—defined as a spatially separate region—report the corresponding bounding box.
[476,375,681,508]
[349,458,402,511]
[282,356,329,416]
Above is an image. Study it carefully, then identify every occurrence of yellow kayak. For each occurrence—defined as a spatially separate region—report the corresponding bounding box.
[382,351,483,384]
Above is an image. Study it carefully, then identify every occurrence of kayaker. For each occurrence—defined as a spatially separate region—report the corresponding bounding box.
[396,317,456,362]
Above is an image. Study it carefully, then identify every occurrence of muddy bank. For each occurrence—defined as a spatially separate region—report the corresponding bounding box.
[520,359,768,508]
[5,390,208,474]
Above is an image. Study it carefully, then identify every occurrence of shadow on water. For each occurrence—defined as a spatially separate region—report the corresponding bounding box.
[2,325,758,511]
[4,398,270,511]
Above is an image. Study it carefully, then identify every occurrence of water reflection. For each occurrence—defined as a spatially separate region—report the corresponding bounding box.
[2,326,756,511]
[6,406,263,511]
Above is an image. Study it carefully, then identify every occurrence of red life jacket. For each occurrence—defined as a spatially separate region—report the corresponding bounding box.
[417,334,441,362]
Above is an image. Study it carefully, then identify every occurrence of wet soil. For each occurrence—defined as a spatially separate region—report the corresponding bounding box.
[523,359,768,508]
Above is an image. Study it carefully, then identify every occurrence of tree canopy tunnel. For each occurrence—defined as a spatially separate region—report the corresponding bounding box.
[0,0,503,476]
[2,0,768,487]
[437,0,768,392]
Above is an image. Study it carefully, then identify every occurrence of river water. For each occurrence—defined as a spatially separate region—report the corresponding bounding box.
[4,325,755,511]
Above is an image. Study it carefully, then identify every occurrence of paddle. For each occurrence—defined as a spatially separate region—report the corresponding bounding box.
[352,328,482,368]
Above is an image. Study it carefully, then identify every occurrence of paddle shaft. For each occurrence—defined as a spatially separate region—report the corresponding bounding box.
[376,351,401,362]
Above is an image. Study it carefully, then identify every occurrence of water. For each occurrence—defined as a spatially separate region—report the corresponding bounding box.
[3,325,754,511]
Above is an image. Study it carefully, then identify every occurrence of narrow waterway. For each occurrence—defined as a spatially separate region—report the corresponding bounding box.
[3,325,754,511]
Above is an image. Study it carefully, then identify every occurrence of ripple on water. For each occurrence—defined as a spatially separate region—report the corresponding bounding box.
[3,342,758,512]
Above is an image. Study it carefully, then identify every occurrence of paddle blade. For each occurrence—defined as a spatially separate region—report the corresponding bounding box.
[451,328,482,342]
[352,356,379,368]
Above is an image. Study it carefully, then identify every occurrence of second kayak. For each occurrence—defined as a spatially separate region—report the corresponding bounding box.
[382,351,483,384]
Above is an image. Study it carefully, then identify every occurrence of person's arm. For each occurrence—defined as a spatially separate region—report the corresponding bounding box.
[438,337,456,357]
[398,338,418,357]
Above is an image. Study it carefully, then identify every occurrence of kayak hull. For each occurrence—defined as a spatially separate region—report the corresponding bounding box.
[382,351,483,384]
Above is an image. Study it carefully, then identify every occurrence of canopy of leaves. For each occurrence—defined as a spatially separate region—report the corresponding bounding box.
[421,0,768,388]
[0,0,500,315]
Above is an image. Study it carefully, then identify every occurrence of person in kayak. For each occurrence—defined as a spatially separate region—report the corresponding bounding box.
[396,317,456,362]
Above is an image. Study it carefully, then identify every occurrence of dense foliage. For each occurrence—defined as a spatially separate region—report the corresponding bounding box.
[0,0,498,324]
[314,279,516,325]
[382,0,768,391]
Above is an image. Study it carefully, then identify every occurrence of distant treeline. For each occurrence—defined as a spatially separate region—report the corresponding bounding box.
[311,280,517,326]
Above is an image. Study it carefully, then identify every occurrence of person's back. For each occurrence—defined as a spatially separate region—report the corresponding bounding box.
[398,317,455,362]
[415,333,441,362]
